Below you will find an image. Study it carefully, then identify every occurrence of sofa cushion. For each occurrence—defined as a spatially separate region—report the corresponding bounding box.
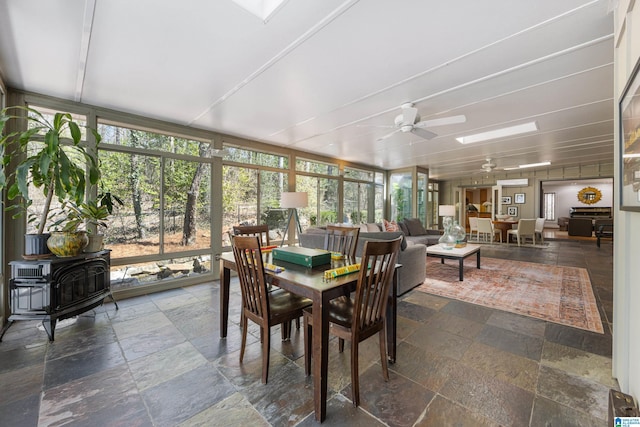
[404,218,427,236]
[367,223,382,232]
[360,231,407,251]
[398,220,409,235]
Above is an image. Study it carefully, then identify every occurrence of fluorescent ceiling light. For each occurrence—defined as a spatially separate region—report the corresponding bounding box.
[503,161,551,170]
[456,121,538,144]
[231,0,287,21]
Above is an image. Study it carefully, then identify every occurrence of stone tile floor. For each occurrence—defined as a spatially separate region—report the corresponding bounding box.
[0,238,614,426]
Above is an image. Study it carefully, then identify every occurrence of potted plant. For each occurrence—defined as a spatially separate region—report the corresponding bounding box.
[0,106,101,257]
[65,191,123,252]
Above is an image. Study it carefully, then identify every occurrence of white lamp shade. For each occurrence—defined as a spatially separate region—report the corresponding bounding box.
[280,192,308,208]
[438,205,456,217]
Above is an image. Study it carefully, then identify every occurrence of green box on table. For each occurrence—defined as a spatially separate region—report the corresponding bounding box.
[272,247,331,268]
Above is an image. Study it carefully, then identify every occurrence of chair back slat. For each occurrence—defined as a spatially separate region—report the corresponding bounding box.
[325,225,360,258]
[233,224,270,246]
[352,237,401,331]
[231,235,269,320]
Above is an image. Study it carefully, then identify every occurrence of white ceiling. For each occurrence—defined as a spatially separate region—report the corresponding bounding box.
[0,0,614,180]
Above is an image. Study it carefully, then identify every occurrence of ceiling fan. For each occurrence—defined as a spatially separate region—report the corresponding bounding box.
[481,158,497,172]
[375,103,466,141]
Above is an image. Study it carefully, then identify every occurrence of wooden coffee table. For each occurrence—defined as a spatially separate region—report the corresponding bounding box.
[426,243,481,281]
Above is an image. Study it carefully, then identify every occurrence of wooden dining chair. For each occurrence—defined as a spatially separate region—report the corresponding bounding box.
[325,225,360,259]
[232,224,271,246]
[231,235,311,384]
[303,237,402,406]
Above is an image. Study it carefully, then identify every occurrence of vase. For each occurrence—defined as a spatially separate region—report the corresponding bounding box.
[84,234,104,253]
[438,221,457,249]
[47,231,89,257]
[24,233,52,257]
[451,221,466,245]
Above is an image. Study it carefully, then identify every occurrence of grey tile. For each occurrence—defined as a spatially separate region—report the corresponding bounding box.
[440,299,494,323]
[416,395,500,427]
[530,396,606,427]
[142,362,235,427]
[39,365,142,426]
[405,325,474,361]
[439,365,535,426]
[545,323,612,357]
[476,323,544,361]
[541,341,617,388]
[537,365,609,421]
[460,341,539,392]
[178,392,269,427]
[43,341,126,389]
[342,364,436,427]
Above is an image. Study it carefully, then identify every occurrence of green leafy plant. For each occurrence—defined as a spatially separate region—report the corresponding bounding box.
[62,192,124,233]
[0,106,101,234]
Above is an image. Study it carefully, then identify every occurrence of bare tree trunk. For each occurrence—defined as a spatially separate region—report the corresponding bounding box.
[182,144,213,245]
[129,131,146,239]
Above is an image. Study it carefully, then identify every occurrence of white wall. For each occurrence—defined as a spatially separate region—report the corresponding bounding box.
[614,0,640,400]
[542,180,613,220]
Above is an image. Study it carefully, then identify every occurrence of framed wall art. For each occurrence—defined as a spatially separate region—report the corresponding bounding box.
[620,55,640,211]
[507,206,518,217]
[501,196,512,204]
[514,193,525,204]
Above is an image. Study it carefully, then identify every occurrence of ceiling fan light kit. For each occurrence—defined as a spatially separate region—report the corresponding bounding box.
[376,103,466,142]
[456,121,538,144]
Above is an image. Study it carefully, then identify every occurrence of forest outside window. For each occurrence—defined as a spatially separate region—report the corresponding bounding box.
[97,122,213,291]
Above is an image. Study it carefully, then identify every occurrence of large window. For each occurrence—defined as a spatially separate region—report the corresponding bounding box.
[222,147,288,246]
[544,192,556,220]
[296,158,340,228]
[97,123,213,291]
[343,166,374,224]
[390,171,413,222]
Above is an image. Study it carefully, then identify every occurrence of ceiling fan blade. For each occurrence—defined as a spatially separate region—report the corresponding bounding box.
[402,107,418,125]
[377,128,401,141]
[412,128,437,140]
[415,114,466,128]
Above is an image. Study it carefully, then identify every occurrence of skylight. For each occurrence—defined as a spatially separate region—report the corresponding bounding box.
[231,0,287,22]
[456,121,538,144]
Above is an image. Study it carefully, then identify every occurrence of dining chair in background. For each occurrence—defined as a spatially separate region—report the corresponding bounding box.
[233,224,271,246]
[476,218,501,243]
[534,218,546,244]
[507,219,537,246]
[231,235,312,383]
[468,216,479,241]
[325,225,360,259]
[303,237,402,406]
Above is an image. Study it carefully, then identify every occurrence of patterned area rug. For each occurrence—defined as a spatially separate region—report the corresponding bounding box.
[417,256,604,334]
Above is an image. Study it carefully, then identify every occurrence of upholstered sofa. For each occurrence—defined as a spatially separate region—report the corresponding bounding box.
[395,218,442,246]
[299,219,438,295]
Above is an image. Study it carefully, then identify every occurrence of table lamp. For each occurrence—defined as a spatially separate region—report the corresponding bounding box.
[438,205,455,229]
[280,192,308,246]
[438,205,457,249]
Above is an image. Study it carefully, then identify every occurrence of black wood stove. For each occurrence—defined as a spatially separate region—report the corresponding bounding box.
[1,250,117,341]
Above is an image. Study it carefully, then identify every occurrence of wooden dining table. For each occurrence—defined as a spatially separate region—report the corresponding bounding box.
[492,219,518,242]
[219,251,399,422]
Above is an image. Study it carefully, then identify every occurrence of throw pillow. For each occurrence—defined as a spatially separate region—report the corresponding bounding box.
[404,218,427,236]
[383,219,400,232]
